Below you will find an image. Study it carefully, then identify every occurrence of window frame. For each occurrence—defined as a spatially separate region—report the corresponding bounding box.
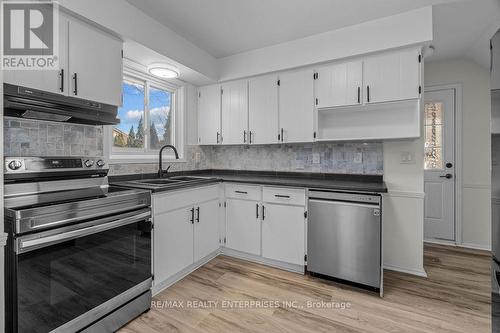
[105,67,184,164]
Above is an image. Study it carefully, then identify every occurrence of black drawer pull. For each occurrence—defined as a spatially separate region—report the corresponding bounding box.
[256,203,259,218]
[275,195,291,198]
[235,191,248,194]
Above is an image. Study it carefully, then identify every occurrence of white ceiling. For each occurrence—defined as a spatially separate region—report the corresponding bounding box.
[125,0,456,58]
[426,0,500,67]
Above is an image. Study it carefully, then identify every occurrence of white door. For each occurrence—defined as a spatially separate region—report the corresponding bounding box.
[315,61,363,108]
[226,199,261,255]
[194,199,220,261]
[248,75,279,144]
[424,89,456,241]
[154,207,194,283]
[279,69,314,143]
[68,19,122,105]
[198,85,221,145]
[221,80,248,144]
[364,48,420,104]
[4,16,69,94]
[262,204,305,265]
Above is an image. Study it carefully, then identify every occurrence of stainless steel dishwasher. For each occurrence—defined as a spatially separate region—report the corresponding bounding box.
[307,190,382,292]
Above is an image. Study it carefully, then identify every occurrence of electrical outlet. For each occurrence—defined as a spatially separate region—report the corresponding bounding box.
[353,152,363,164]
[195,152,201,163]
[312,153,320,164]
[400,152,414,164]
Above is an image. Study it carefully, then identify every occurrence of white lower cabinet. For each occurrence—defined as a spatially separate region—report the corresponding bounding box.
[154,207,194,283]
[225,198,261,255]
[194,199,220,261]
[262,204,305,265]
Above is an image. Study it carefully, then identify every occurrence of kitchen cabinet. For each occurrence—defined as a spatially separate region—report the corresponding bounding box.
[363,48,421,104]
[261,187,306,265]
[315,60,363,108]
[198,84,221,145]
[154,207,194,283]
[278,69,315,143]
[221,80,249,144]
[262,204,305,265]
[68,19,122,106]
[491,32,500,91]
[194,199,220,261]
[4,13,122,106]
[226,198,261,255]
[248,75,279,144]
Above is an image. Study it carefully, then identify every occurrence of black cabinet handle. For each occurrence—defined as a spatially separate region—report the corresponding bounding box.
[262,205,265,220]
[275,195,290,198]
[249,131,253,144]
[243,130,247,143]
[357,86,360,103]
[196,207,200,223]
[256,203,259,219]
[73,73,78,95]
[366,85,370,103]
[235,190,248,194]
[59,69,64,92]
[190,207,194,224]
[281,128,284,142]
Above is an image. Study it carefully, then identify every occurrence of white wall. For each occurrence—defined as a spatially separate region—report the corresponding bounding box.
[425,58,491,250]
[217,7,432,81]
[382,139,426,276]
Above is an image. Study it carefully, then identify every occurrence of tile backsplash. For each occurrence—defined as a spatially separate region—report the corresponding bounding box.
[3,118,383,175]
[4,117,103,157]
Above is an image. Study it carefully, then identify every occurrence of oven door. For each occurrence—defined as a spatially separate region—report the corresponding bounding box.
[8,209,152,333]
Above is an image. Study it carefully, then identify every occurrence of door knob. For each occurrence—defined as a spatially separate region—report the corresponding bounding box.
[439,174,453,179]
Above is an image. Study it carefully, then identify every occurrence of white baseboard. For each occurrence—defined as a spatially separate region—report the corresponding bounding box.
[424,238,456,246]
[221,247,305,274]
[383,264,427,278]
[424,239,491,252]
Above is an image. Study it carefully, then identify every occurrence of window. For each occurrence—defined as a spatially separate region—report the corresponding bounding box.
[424,102,443,170]
[111,73,179,161]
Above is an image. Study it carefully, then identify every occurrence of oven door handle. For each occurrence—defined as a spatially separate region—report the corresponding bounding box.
[17,211,151,254]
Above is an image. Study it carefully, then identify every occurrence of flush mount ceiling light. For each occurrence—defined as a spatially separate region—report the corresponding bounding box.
[147,63,180,79]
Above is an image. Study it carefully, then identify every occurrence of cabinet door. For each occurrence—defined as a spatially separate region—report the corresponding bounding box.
[364,48,420,104]
[279,70,314,143]
[315,61,362,108]
[248,75,279,144]
[262,204,305,265]
[226,199,261,255]
[198,85,221,145]
[4,16,68,94]
[221,80,248,144]
[194,199,220,261]
[492,31,500,91]
[68,19,122,105]
[154,207,194,283]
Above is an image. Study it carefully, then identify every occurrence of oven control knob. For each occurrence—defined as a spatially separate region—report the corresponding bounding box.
[96,160,106,168]
[8,160,22,170]
[84,160,94,168]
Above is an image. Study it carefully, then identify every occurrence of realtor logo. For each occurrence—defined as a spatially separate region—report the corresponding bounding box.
[2,1,59,70]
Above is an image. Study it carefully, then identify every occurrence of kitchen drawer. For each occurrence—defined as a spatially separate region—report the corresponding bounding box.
[154,184,219,215]
[263,187,305,206]
[225,183,261,201]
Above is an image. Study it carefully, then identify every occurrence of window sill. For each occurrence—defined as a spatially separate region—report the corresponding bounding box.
[109,155,186,165]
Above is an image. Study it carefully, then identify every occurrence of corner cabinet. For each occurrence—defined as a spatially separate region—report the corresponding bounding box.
[4,12,122,106]
[198,84,221,145]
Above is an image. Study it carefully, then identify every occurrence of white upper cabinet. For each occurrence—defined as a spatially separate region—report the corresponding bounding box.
[68,19,122,106]
[248,75,279,144]
[278,69,315,143]
[198,84,221,145]
[315,60,363,108]
[363,48,421,104]
[4,15,69,95]
[221,80,249,145]
[4,13,122,106]
[491,32,500,91]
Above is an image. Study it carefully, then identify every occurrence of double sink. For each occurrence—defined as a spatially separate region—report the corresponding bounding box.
[117,175,219,191]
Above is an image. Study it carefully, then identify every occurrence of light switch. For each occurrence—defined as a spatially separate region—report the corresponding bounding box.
[312,153,320,164]
[353,152,363,164]
[400,152,414,164]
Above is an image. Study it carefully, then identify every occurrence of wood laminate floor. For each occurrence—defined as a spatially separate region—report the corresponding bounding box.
[120,244,491,333]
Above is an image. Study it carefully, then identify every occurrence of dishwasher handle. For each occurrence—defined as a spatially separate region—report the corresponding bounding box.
[308,198,381,210]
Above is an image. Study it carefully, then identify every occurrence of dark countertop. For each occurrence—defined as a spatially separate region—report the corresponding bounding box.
[110,169,387,194]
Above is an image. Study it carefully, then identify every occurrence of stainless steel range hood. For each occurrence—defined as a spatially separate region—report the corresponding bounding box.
[3,83,119,125]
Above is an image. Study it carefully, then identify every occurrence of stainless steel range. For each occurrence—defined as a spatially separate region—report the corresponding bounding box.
[4,157,152,333]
